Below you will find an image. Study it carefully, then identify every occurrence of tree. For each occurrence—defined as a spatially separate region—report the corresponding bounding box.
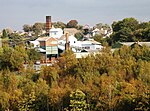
[52,22,66,29]
[95,23,111,31]
[67,20,78,28]
[32,23,45,36]
[40,66,59,87]
[23,24,32,32]
[0,45,13,70]
[112,18,139,32]
[111,18,139,42]
[10,45,28,71]
[27,48,42,63]
[5,28,13,36]
[74,32,83,40]
[69,89,89,111]
[9,33,24,46]
[2,29,8,38]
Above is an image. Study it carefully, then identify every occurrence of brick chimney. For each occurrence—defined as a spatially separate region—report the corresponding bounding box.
[46,16,51,36]
[65,33,70,50]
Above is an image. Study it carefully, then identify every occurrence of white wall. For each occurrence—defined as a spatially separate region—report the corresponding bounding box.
[50,28,63,39]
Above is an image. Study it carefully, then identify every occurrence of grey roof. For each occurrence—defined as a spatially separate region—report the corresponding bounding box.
[121,42,150,47]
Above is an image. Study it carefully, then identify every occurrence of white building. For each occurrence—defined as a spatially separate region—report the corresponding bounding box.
[50,27,63,39]
[29,41,40,48]
[92,28,108,36]
[74,40,103,51]
[58,35,77,46]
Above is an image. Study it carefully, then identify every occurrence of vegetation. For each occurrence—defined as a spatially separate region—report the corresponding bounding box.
[0,44,149,111]
[67,20,78,28]
[0,17,150,111]
[111,17,150,43]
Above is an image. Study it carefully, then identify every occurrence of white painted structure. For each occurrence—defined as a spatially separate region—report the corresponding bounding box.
[29,41,40,48]
[58,39,103,53]
[58,35,77,46]
[74,40,103,51]
[50,27,63,39]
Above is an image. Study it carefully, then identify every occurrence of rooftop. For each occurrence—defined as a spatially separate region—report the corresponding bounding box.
[36,37,57,42]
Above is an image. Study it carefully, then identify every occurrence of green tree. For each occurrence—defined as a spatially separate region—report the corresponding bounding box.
[23,24,32,32]
[69,89,89,111]
[52,21,66,29]
[27,48,42,63]
[0,45,13,70]
[32,23,45,36]
[9,33,24,46]
[10,45,28,71]
[1,29,8,38]
[111,18,139,42]
[74,32,83,40]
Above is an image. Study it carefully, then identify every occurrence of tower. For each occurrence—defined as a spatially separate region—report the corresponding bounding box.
[46,16,51,36]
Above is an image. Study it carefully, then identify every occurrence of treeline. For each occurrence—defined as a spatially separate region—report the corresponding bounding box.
[111,18,150,42]
[0,44,150,111]
[0,45,42,71]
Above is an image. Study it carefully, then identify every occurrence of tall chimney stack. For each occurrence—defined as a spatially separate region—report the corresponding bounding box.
[65,33,70,51]
[46,16,51,36]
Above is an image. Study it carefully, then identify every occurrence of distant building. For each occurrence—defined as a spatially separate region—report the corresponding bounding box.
[36,37,58,61]
[92,28,108,36]
[58,38,103,54]
[58,35,77,46]
[50,26,63,39]
[74,39,103,51]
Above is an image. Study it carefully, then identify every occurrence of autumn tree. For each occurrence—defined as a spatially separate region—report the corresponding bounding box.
[67,20,78,28]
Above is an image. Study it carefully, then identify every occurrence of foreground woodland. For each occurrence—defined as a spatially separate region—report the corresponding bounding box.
[0,44,149,111]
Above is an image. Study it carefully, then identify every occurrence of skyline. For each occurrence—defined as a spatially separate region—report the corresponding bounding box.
[0,0,150,31]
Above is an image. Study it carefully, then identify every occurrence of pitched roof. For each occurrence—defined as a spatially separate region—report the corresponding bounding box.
[121,42,150,47]
[64,28,79,35]
[36,37,57,42]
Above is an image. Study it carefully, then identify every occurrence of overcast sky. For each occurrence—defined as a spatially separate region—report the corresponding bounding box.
[0,0,150,30]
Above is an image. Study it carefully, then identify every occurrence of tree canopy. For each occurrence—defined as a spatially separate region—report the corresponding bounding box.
[0,44,149,111]
[111,18,150,43]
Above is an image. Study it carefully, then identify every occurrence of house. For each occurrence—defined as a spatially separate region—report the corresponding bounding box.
[50,26,63,39]
[92,28,108,36]
[74,39,103,51]
[58,35,77,46]
[58,37,103,53]
[36,37,58,61]
[83,25,92,39]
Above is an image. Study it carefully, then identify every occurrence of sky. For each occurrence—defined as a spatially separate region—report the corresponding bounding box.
[0,0,150,31]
